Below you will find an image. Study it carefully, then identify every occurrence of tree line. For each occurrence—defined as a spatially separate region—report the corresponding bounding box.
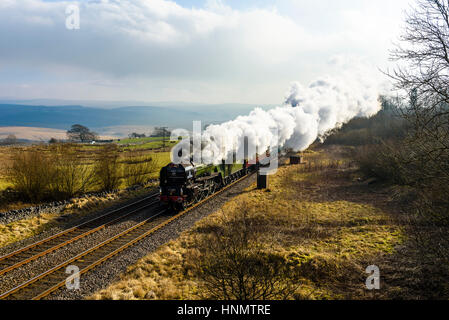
[326,0,449,297]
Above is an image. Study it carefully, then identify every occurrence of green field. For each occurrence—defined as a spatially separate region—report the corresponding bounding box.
[146,152,172,179]
[114,136,179,151]
[122,140,178,150]
[117,136,169,145]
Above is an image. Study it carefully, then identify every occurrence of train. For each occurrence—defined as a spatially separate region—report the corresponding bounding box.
[159,155,266,211]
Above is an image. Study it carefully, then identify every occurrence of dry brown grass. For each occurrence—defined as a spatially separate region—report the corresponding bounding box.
[90,147,405,300]
[90,241,198,300]
[0,213,61,248]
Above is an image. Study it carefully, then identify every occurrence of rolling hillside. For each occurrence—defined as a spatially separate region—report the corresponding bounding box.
[0,103,274,131]
[0,104,200,129]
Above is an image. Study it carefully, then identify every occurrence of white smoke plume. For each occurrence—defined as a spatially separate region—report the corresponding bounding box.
[172,61,382,165]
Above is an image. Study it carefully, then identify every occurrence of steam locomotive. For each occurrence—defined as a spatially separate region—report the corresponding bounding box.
[159,159,258,211]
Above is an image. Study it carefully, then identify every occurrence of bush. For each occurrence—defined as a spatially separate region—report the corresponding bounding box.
[94,144,122,191]
[352,142,408,184]
[189,204,301,300]
[7,149,55,202]
[50,144,95,199]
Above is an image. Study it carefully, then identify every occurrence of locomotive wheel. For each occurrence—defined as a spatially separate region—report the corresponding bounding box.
[176,202,186,212]
[193,194,200,203]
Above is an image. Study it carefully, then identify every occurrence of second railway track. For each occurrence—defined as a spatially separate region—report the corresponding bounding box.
[0,169,255,300]
[0,193,160,278]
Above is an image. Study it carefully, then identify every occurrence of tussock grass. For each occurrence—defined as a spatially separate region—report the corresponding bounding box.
[91,149,403,300]
[90,241,198,300]
[0,179,11,191]
[0,213,60,248]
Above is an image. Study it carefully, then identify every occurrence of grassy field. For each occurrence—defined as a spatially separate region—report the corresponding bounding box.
[146,152,172,179]
[122,141,178,151]
[117,137,167,144]
[0,146,13,192]
[116,136,178,150]
[0,141,176,212]
[90,147,409,300]
[0,144,174,190]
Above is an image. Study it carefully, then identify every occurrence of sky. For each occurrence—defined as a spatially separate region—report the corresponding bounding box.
[0,0,414,105]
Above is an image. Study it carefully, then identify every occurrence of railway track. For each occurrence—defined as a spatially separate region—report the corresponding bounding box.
[0,193,159,278]
[0,169,254,300]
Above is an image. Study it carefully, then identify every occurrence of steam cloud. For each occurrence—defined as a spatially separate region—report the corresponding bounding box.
[172,66,381,165]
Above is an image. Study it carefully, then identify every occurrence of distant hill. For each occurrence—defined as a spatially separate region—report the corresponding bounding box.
[0,103,275,131]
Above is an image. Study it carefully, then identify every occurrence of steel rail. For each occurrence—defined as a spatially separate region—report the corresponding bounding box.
[0,169,255,300]
[0,192,159,276]
[0,208,167,300]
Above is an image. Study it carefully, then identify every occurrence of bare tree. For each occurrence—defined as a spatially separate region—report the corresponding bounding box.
[188,204,301,300]
[50,144,95,198]
[391,0,449,103]
[389,0,449,194]
[94,144,122,191]
[389,0,449,294]
[7,149,56,202]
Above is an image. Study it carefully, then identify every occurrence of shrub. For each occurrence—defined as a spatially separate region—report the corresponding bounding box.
[50,144,95,198]
[189,204,301,300]
[94,144,122,191]
[352,141,408,184]
[7,149,55,202]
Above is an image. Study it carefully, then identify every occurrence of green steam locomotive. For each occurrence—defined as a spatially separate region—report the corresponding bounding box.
[159,160,255,211]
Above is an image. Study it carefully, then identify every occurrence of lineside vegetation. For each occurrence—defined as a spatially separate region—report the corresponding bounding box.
[90,152,404,300]
[0,142,171,208]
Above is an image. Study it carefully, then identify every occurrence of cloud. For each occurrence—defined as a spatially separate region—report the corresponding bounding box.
[0,0,307,78]
[0,0,410,103]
